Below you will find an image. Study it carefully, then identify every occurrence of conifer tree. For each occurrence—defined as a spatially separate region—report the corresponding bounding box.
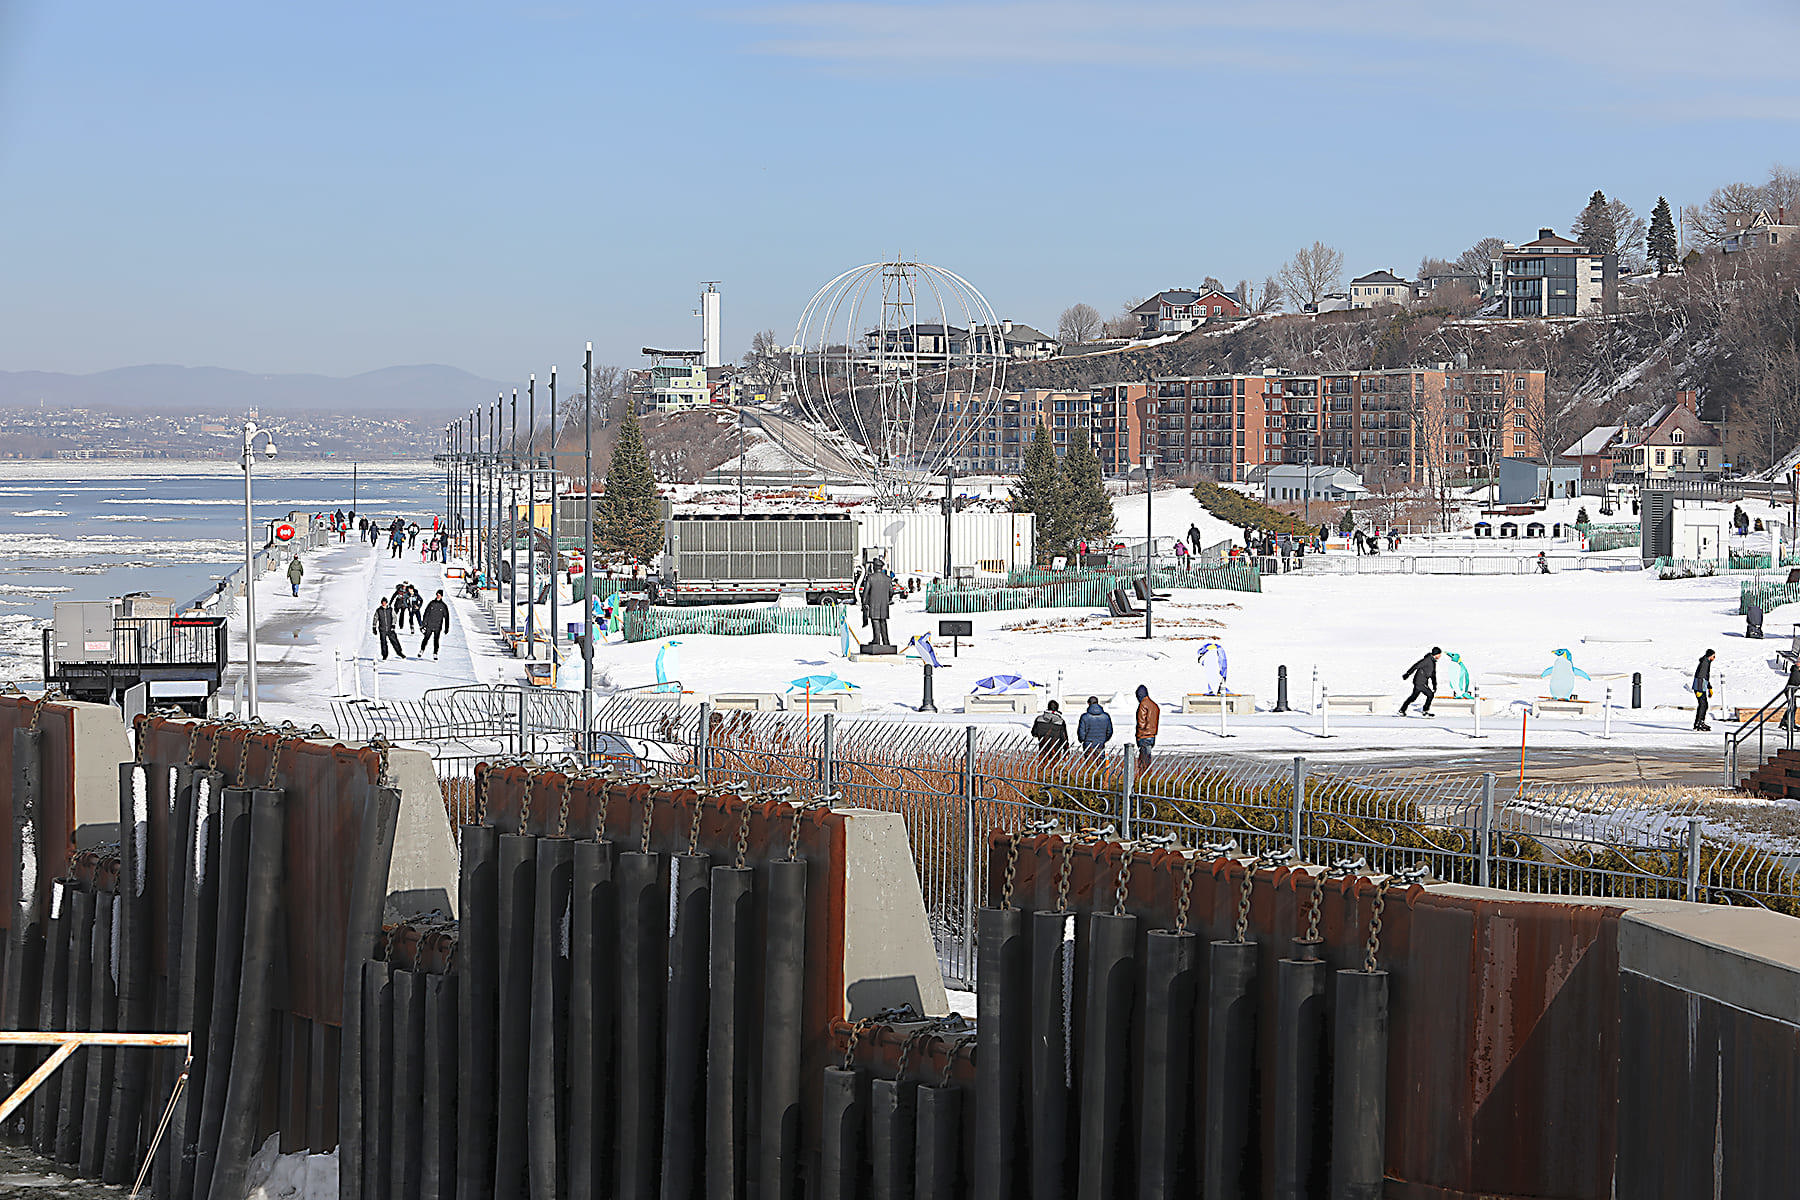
[1054,428,1115,557]
[1648,196,1678,274]
[1338,507,1357,535]
[1011,421,1062,562]
[1574,190,1618,258]
[596,406,663,563]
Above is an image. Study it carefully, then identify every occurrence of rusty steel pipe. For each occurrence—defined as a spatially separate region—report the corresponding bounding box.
[974,905,1026,1200]
[568,838,617,1200]
[758,858,808,1200]
[1077,912,1136,1200]
[1138,929,1198,1200]
[490,833,537,1199]
[1202,939,1259,1200]
[527,837,573,1199]
[661,852,711,1200]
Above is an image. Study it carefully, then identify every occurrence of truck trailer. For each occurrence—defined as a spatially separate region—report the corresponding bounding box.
[661,512,859,605]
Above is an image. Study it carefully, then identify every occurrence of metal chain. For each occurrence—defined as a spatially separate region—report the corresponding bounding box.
[1112,843,1135,917]
[938,1036,971,1089]
[186,720,204,766]
[785,799,806,862]
[1055,835,1074,913]
[1000,837,1020,910]
[475,765,493,826]
[520,767,543,837]
[134,715,149,765]
[1363,879,1389,973]
[733,796,754,871]
[842,1017,878,1071]
[26,692,52,733]
[206,723,222,774]
[639,786,655,855]
[897,1027,927,1081]
[1174,852,1197,935]
[1234,855,1256,944]
[686,791,707,858]
[594,779,611,841]
[554,771,575,840]
[1303,870,1325,944]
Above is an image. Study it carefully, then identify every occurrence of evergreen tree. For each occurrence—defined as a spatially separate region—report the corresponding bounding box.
[1573,190,1618,258]
[1338,507,1357,535]
[1011,421,1062,561]
[1054,428,1115,557]
[1647,196,1679,274]
[596,406,663,563]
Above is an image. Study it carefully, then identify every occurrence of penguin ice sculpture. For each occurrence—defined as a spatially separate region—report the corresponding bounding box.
[1196,642,1229,696]
[1539,648,1591,700]
[1446,652,1472,699]
[654,639,682,693]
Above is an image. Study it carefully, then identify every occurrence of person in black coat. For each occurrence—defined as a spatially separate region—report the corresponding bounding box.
[420,590,451,658]
[1693,649,1714,731]
[1399,647,1441,716]
[1031,700,1070,760]
[373,597,405,660]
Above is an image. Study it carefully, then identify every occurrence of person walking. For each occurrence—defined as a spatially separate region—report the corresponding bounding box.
[1537,552,1550,574]
[1134,684,1160,768]
[1076,696,1113,760]
[1031,700,1069,761]
[1693,649,1715,732]
[373,597,405,660]
[421,590,450,659]
[1399,647,1441,716]
[286,555,304,597]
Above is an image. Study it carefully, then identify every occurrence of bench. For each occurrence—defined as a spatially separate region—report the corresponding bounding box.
[964,693,1041,715]
[1531,698,1601,718]
[1324,694,1388,714]
[1182,692,1257,715]
[712,692,786,712]
[796,691,861,713]
[525,661,557,688]
[633,690,705,706]
[1430,695,1500,717]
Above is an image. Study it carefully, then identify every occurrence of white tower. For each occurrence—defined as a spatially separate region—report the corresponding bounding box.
[700,282,721,369]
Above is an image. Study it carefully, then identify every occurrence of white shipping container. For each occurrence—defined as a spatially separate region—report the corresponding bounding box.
[854,509,1034,578]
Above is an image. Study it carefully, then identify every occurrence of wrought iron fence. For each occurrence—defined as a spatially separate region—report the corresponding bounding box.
[571,697,1800,987]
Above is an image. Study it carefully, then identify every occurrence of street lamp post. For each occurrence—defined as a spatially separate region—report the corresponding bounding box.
[549,367,559,664]
[526,377,536,657]
[239,420,278,719]
[1143,450,1155,639]
[509,390,519,640]
[583,344,595,755]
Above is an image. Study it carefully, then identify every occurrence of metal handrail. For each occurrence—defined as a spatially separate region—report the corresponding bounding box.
[1723,685,1796,787]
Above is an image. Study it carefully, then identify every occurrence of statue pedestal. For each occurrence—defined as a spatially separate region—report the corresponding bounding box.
[858,642,898,656]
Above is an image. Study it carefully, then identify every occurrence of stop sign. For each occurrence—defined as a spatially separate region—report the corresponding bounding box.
[274,522,296,542]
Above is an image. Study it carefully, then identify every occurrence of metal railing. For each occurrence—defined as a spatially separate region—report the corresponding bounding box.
[1724,685,1796,788]
[572,697,1800,987]
[1299,553,1640,575]
[112,616,227,665]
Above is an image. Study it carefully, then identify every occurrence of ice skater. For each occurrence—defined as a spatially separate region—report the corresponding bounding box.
[1693,649,1714,732]
[373,597,405,660]
[420,590,450,659]
[1399,647,1441,716]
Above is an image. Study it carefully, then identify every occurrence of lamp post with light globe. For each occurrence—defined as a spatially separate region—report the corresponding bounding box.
[240,420,278,718]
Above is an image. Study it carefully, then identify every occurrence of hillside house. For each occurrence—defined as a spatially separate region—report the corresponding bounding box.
[1132,288,1244,334]
[1349,270,1413,309]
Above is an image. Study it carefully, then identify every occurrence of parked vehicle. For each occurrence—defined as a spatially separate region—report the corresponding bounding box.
[661,513,859,605]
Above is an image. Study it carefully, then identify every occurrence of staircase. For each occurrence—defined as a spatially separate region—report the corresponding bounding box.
[1742,746,1800,798]
[1726,686,1798,795]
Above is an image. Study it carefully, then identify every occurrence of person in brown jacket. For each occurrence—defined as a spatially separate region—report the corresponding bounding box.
[1134,684,1160,768]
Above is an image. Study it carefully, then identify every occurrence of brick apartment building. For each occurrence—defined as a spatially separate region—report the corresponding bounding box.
[1146,367,1546,485]
[938,389,1095,475]
[1089,381,1149,476]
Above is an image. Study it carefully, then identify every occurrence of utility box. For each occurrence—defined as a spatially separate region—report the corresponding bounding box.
[54,602,118,663]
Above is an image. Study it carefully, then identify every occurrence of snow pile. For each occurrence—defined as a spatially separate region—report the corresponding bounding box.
[1111,487,1246,548]
[244,1135,338,1200]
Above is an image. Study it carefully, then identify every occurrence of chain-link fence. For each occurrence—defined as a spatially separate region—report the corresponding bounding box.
[583,697,1800,988]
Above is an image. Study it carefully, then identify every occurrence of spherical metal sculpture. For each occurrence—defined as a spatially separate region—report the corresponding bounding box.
[793,260,1007,505]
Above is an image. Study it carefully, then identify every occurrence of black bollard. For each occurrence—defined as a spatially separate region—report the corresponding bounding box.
[974,905,1026,1200]
[361,962,394,1200]
[194,785,253,1198]
[819,1066,866,1200]
[914,1083,962,1200]
[758,859,809,1200]
[706,865,756,1200]
[527,837,573,1200]
[661,851,711,1200]
[1275,665,1291,712]
[421,972,460,1200]
[456,824,500,1200]
[1203,939,1259,1200]
[1078,911,1136,1200]
[491,833,537,1199]
[54,886,94,1166]
[1029,909,1076,1200]
[870,1075,918,1200]
[919,663,937,712]
[1138,929,1198,1200]
[390,970,427,1200]
[80,886,118,1178]
[1329,970,1389,1200]
[1632,671,1643,709]
[616,850,667,1200]
[568,838,617,1200]
[1271,954,1329,1200]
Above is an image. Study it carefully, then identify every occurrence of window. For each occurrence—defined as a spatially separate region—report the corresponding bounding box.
[1514,434,1528,449]
[1655,449,1666,466]
[1700,450,1710,467]
[1514,378,1527,392]
[1671,430,1683,444]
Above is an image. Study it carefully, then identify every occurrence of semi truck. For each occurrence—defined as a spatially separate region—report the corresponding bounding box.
[43,594,227,713]
[660,512,860,606]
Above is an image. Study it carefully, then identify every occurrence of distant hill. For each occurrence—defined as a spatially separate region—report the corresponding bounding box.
[0,364,509,414]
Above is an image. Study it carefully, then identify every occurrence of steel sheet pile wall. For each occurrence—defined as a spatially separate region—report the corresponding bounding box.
[348,763,856,1200]
[822,831,1627,1200]
[0,698,400,1196]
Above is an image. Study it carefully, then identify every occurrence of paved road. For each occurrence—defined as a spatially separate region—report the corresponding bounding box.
[739,409,868,478]
[1233,744,1726,787]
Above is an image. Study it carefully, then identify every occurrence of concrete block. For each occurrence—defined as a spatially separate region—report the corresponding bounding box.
[382,746,461,919]
[1619,905,1800,1028]
[711,692,786,712]
[634,690,706,706]
[1182,692,1256,715]
[1325,694,1388,714]
[1430,695,1500,717]
[67,701,133,847]
[795,692,860,713]
[963,693,1040,715]
[836,807,950,1020]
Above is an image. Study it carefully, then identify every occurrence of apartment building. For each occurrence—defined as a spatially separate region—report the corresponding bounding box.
[937,389,1095,474]
[1491,228,1615,317]
[1147,367,1545,485]
[1089,382,1150,476]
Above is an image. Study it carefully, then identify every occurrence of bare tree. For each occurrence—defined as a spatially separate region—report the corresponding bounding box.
[1455,237,1505,292]
[1417,257,1457,281]
[1605,198,1648,272]
[1255,275,1284,314]
[1764,163,1800,213]
[1276,241,1345,311]
[739,329,787,404]
[1683,180,1770,246]
[1057,303,1101,345]
[1201,276,1225,293]
[1100,296,1144,340]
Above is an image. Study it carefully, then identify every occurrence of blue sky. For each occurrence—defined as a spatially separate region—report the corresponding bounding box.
[1,0,1795,381]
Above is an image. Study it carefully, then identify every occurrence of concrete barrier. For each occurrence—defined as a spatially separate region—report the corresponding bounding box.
[711,693,787,712]
[1324,694,1389,714]
[1181,693,1256,715]
[964,693,1040,715]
